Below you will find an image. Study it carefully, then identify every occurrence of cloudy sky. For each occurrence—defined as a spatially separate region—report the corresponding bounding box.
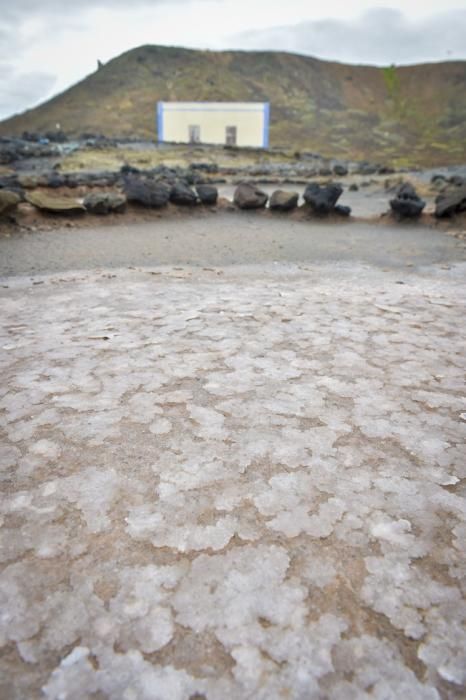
[1,0,466,120]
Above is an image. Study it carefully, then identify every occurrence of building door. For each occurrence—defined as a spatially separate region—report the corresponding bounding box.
[225,126,237,146]
[188,125,200,143]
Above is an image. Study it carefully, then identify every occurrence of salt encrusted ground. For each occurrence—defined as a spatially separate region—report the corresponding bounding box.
[0,262,465,699]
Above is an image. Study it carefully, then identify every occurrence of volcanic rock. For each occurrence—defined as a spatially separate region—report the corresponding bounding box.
[65,171,119,188]
[25,191,85,213]
[303,182,343,214]
[0,175,21,194]
[333,164,348,177]
[357,163,378,176]
[0,144,17,165]
[431,176,448,192]
[389,183,425,218]
[46,172,66,189]
[233,183,268,209]
[195,185,218,205]
[0,190,20,216]
[170,182,197,206]
[83,193,127,215]
[435,184,466,218]
[123,177,170,207]
[0,139,59,163]
[377,166,395,175]
[450,175,465,187]
[121,164,140,176]
[269,190,299,211]
[334,205,352,217]
[18,175,40,189]
[44,130,68,143]
[191,162,218,173]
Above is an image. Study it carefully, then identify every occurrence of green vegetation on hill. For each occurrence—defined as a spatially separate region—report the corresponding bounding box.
[382,65,399,97]
[1,46,465,167]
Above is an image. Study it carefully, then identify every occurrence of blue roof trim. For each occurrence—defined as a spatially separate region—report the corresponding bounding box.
[157,102,164,142]
[160,106,266,113]
[161,101,265,107]
[263,103,270,148]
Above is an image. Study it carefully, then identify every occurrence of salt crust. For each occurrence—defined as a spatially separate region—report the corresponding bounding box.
[0,263,465,698]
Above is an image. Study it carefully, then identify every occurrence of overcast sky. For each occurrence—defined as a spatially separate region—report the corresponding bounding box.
[1,0,466,121]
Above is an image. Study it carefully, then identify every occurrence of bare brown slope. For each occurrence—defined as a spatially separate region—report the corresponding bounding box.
[1,46,465,166]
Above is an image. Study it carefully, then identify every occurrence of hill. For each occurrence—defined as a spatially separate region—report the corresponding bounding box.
[1,45,465,166]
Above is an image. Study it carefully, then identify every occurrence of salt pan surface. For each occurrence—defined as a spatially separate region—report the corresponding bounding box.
[0,262,465,698]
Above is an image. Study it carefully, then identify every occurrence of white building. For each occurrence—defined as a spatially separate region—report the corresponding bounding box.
[156,102,270,148]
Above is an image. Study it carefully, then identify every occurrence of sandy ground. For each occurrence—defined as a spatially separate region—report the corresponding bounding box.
[1,220,466,699]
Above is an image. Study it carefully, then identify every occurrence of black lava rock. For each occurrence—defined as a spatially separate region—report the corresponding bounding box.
[195,184,218,205]
[333,164,348,177]
[334,205,352,217]
[123,177,171,207]
[120,164,140,176]
[46,172,66,188]
[170,182,197,205]
[389,183,425,218]
[303,182,343,214]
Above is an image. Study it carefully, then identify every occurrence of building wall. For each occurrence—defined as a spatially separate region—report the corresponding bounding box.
[157,102,269,148]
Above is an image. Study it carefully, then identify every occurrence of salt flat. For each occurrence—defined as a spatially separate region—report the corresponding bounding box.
[0,261,465,699]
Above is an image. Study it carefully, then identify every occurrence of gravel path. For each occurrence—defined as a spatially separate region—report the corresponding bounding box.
[1,260,465,699]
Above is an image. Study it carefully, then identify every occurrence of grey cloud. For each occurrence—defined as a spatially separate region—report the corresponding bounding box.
[0,72,57,120]
[1,0,181,23]
[0,0,180,120]
[0,27,15,50]
[0,0,181,36]
[230,8,466,65]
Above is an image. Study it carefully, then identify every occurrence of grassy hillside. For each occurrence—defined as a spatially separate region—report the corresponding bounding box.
[1,46,465,166]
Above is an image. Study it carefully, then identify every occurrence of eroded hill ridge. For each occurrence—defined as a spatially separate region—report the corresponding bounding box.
[1,45,466,166]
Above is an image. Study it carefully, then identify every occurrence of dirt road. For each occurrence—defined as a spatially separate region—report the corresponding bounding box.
[1,214,465,277]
